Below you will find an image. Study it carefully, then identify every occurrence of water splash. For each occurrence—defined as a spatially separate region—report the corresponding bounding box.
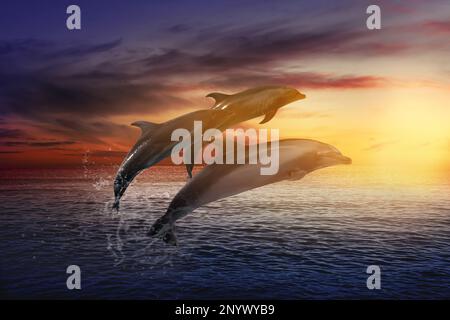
[104,190,189,269]
[82,150,91,179]
[93,177,110,190]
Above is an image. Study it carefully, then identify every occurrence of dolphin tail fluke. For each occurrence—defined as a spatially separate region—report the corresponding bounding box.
[161,227,178,246]
[112,199,120,211]
[148,217,178,246]
[259,109,278,124]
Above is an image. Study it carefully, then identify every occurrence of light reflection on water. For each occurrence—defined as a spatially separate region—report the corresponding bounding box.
[0,166,449,299]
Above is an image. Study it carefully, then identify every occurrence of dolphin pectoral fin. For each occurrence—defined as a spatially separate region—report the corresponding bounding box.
[206,92,229,109]
[288,169,307,181]
[131,121,159,136]
[259,109,278,124]
[185,164,194,179]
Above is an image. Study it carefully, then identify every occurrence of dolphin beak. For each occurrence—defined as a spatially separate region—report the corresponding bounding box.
[317,151,352,168]
[293,91,306,101]
[112,198,120,210]
[337,155,352,165]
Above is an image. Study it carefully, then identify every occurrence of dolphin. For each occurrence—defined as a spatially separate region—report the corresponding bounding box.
[113,109,232,210]
[148,139,352,245]
[207,85,305,124]
[113,86,305,210]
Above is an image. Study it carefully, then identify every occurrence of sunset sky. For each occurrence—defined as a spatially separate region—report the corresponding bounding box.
[0,0,449,171]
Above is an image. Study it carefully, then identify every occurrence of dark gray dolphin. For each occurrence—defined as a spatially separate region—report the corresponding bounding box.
[148,139,351,245]
[113,86,305,210]
[113,109,232,210]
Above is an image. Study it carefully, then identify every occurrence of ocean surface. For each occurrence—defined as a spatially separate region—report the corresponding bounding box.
[0,165,449,299]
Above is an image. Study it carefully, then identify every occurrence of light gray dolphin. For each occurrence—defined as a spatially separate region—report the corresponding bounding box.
[148,139,351,245]
[113,86,305,210]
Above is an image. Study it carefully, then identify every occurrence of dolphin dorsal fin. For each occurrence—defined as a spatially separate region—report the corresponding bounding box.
[206,92,230,109]
[131,121,159,135]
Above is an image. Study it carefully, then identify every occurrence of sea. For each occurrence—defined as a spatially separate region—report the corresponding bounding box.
[0,165,449,299]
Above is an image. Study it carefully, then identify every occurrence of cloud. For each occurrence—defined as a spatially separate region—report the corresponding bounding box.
[277,111,330,119]
[141,26,407,77]
[0,69,189,119]
[0,140,76,147]
[422,20,450,34]
[63,150,127,158]
[0,38,122,59]
[89,150,128,158]
[0,17,432,158]
[0,128,26,138]
[167,24,191,34]
[0,38,51,56]
[46,39,122,59]
[205,71,386,90]
[0,22,405,124]
[364,140,397,151]
[22,118,139,147]
[0,38,181,121]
